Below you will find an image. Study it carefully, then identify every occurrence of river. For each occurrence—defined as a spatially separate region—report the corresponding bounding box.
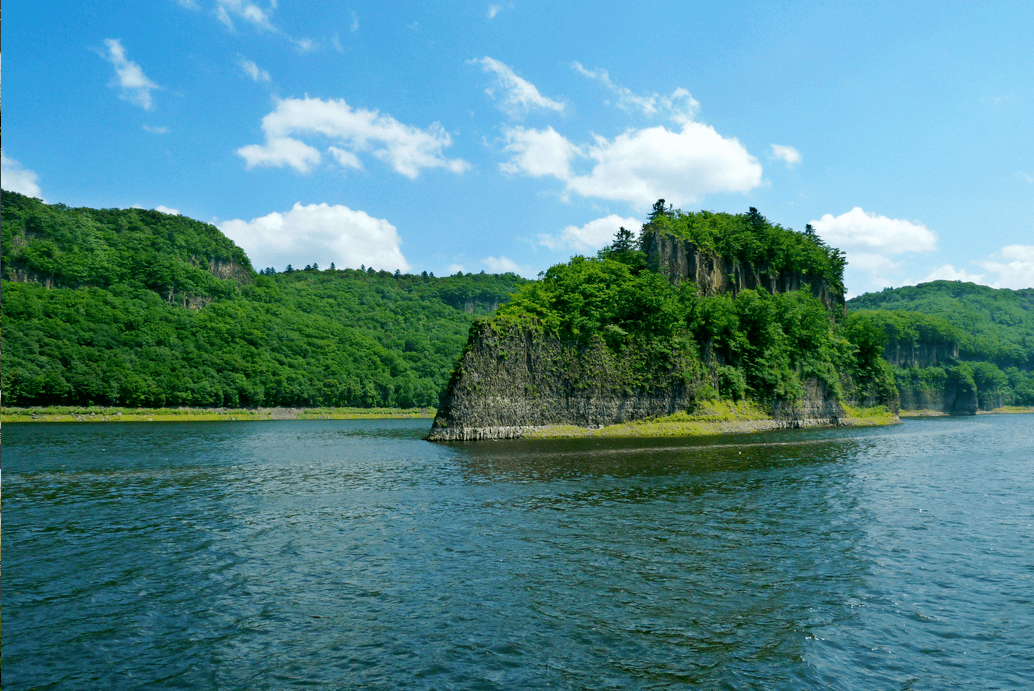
[3,415,1032,689]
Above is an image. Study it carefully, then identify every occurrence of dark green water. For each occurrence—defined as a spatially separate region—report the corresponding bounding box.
[3,415,1032,689]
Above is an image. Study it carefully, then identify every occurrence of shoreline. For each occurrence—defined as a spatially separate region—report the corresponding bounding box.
[899,406,1034,418]
[428,401,902,442]
[0,406,436,424]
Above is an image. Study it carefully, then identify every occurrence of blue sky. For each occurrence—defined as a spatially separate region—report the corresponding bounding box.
[3,0,1032,296]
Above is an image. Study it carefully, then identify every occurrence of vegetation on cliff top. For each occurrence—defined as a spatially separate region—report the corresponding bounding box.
[492,203,893,408]
[1,191,527,408]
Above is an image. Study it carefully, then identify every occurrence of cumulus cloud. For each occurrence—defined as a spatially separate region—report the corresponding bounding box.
[97,39,159,110]
[447,263,466,275]
[473,57,565,119]
[538,214,642,252]
[571,63,699,123]
[500,126,580,179]
[770,144,801,168]
[238,56,271,82]
[810,207,939,293]
[977,245,1034,289]
[237,97,469,178]
[216,0,274,31]
[568,124,762,207]
[1,152,43,198]
[156,205,181,215]
[219,202,410,272]
[483,255,534,277]
[919,264,986,285]
[500,122,761,208]
[810,207,937,253]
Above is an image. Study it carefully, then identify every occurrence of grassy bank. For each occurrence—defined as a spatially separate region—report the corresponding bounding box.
[0,405,436,424]
[523,401,899,440]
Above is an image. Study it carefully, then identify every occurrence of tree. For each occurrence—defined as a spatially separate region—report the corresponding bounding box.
[648,199,672,223]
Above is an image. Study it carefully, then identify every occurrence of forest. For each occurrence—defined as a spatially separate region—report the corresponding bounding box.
[4,189,1032,412]
[847,282,1034,407]
[1,191,526,408]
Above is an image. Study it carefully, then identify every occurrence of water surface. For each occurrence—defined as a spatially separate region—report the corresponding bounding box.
[4,416,1032,689]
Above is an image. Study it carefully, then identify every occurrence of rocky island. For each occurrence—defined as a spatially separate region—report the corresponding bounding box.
[429,203,899,441]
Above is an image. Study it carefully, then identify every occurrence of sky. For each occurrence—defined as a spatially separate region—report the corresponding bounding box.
[3,0,1033,297]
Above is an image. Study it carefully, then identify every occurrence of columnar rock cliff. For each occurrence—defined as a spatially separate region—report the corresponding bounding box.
[642,228,845,314]
[427,321,847,441]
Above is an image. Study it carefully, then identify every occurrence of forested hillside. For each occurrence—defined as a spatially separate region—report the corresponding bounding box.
[847,282,1034,408]
[1,192,527,408]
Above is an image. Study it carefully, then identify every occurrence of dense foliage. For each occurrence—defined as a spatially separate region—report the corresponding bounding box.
[847,282,1034,407]
[647,202,847,298]
[496,215,891,407]
[1,192,527,408]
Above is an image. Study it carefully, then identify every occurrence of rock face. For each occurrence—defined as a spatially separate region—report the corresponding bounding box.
[642,229,845,314]
[883,341,958,369]
[427,321,846,441]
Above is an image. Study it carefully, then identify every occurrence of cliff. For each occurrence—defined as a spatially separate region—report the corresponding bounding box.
[427,320,847,441]
[642,228,845,315]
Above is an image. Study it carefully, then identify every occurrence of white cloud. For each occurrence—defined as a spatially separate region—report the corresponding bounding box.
[538,214,642,252]
[473,57,565,119]
[219,202,409,272]
[483,255,534,277]
[919,264,986,285]
[1017,171,1034,184]
[142,125,169,134]
[237,97,469,178]
[500,122,761,208]
[977,245,1034,289]
[237,136,322,173]
[770,144,801,168]
[811,207,939,293]
[156,205,181,215]
[487,4,511,19]
[500,126,579,179]
[216,0,274,31]
[350,11,359,33]
[810,207,937,253]
[571,63,699,123]
[1,151,43,198]
[238,56,271,83]
[447,263,466,275]
[569,123,762,208]
[97,39,159,110]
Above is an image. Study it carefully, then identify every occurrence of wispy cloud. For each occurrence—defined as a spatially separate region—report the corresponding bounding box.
[473,57,565,119]
[97,39,159,110]
[216,0,274,32]
[571,63,699,123]
[238,56,271,83]
[142,125,169,134]
[770,144,801,168]
[237,96,469,178]
[487,4,511,20]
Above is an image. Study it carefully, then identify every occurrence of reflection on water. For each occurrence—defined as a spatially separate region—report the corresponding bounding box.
[4,416,1033,689]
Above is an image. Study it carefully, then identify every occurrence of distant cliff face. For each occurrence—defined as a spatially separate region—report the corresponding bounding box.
[642,229,845,315]
[427,320,847,441]
[883,340,959,369]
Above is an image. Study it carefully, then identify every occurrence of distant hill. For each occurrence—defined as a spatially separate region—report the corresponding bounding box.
[847,281,1034,409]
[1,191,527,408]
